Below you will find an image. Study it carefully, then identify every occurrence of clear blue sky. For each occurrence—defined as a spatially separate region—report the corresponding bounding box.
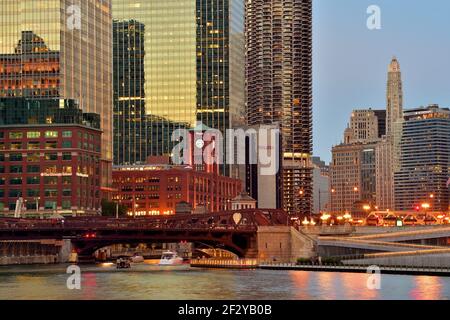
[313,0,450,163]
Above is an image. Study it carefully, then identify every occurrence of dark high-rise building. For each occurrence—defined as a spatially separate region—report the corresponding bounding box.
[113,20,146,165]
[394,105,450,212]
[245,0,313,215]
[112,0,245,174]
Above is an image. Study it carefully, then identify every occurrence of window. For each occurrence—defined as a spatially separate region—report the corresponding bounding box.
[10,154,22,162]
[45,189,58,197]
[62,131,72,138]
[0,166,4,174]
[45,142,57,149]
[9,178,22,185]
[62,200,71,210]
[9,166,22,173]
[43,166,57,174]
[62,189,71,197]
[27,165,40,173]
[0,178,5,185]
[27,189,40,197]
[0,143,4,150]
[44,201,57,210]
[44,177,58,185]
[9,132,23,139]
[9,203,16,211]
[27,131,41,139]
[26,202,37,210]
[27,142,40,150]
[27,153,40,162]
[9,189,21,197]
[0,132,3,139]
[45,131,58,138]
[10,142,22,150]
[0,154,3,162]
[27,177,40,185]
[62,166,72,174]
[62,153,72,161]
[0,190,4,198]
[45,153,58,161]
[62,177,72,185]
[62,141,72,148]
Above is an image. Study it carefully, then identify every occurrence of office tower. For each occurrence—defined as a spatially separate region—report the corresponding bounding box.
[386,57,403,135]
[375,137,394,210]
[113,20,147,165]
[312,157,330,215]
[111,0,245,174]
[349,109,386,143]
[0,0,113,190]
[0,98,102,216]
[245,0,313,215]
[245,124,283,209]
[330,127,377,215]
[375,57,404,210]
[395,105,450,212]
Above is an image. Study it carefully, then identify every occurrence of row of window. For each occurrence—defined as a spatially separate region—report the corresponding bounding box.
[0,176,72,185]
[0,141,73,150]
[0,131,97,141]
[0,153,73,162]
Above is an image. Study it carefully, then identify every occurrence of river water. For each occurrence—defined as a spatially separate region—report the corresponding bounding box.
[0,261,449,300]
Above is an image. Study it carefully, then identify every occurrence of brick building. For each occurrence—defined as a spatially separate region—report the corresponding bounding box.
[0,98,102,217]
[112,164,242,216]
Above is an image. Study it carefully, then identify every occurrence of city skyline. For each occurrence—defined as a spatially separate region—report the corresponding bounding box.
[313,0,450,163]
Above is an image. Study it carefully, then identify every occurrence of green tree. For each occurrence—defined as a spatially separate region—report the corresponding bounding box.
[101,199,127,217]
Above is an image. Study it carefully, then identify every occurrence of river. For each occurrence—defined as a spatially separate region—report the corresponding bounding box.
[0,261,449,300]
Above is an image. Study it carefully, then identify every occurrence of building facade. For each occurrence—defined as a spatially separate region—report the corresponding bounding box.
[111,0,245,174]
[375,57,404,210]
[112,164,242,216]
[312,157,330,215]
[349,109,385,143]
[394,105,450,212]
[245,0,313,215]
[0,0,113,190]
[0,98,102,216]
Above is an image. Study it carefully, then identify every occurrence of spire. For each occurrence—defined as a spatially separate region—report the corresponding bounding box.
[389,56,400,73]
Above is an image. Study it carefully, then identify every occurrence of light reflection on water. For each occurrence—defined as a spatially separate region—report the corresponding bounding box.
[0,262,449,300]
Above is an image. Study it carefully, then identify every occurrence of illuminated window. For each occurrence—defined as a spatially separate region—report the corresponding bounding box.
[45,131,58,138]
[9,132,23,139]
[62,131,72,138]
[27,132,41,138]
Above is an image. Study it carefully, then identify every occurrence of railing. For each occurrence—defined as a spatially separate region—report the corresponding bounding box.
[190,258,259,268]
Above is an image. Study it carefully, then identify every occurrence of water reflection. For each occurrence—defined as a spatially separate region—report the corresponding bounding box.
[0,264,449,300]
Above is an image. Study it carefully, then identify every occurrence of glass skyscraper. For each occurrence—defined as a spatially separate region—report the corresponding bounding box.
[112,0,245,173]
[394,105,450,212]
[0,0,113,188]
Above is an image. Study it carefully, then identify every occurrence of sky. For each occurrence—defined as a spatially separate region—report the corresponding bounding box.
[313,0,450,163]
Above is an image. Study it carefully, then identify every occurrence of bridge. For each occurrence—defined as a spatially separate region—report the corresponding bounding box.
[0,209,309,262]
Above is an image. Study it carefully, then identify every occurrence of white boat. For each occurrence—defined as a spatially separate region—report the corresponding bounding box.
[159,251,184,266]
[130,253,145,263]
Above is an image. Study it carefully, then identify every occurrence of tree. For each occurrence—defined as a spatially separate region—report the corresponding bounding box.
[101,199,127,217]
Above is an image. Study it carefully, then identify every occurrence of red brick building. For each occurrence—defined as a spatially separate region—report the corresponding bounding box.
[0,98,102,217]
[112,165,242,216]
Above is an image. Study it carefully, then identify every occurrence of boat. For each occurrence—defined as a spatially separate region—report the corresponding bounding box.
[130,253,145,263]
[159,251,184,266]
[116,258,131,269]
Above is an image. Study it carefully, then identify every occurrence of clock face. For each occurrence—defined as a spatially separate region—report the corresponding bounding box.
[195,139,205,149]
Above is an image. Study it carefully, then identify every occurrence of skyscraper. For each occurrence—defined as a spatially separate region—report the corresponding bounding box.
[113,20,146,165]
[0,0,113,189]
[376,57,404,210]
[245,0,313,215]
[111,0,245,174]
[394,105,450,212]
[386,57,403,135]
